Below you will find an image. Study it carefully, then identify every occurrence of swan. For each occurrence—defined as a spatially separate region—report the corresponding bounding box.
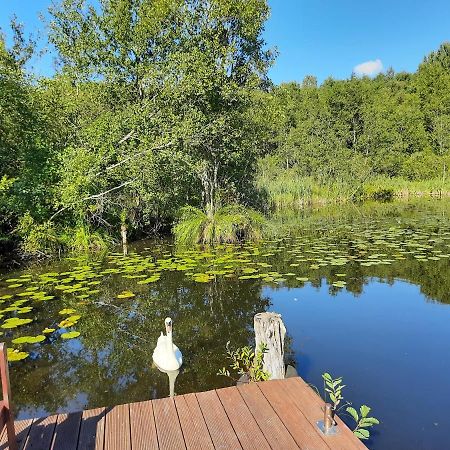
[152,317,183,371]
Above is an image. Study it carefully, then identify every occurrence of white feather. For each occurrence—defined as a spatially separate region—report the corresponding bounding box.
[152,320,183,371]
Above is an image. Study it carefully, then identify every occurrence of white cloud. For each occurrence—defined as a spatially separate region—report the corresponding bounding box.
[353,59,383,76]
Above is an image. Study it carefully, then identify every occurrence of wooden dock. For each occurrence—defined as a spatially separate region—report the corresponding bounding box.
[0,377,366,450]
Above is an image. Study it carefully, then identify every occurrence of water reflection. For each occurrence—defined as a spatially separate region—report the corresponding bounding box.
[153,367,180,397]
[0,200,449,450]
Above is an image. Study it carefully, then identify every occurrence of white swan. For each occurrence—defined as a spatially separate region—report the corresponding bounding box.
[152,317,183,371]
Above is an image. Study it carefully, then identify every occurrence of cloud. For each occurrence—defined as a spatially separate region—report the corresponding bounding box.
[353,59,383,76]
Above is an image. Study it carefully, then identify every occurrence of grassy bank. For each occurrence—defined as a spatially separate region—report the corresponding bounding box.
[258,170,450,210]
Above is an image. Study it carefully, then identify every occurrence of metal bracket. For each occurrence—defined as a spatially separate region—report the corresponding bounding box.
[316,420,340,436]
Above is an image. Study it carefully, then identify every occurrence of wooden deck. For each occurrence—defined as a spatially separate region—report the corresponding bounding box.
[0,377,366,450]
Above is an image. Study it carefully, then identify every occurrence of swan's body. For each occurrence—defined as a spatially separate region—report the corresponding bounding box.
[152,318,183,372]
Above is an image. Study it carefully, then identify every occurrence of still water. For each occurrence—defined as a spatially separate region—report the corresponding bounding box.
[1,200,450,450]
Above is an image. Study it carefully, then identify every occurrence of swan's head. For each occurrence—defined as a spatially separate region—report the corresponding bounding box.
[165,317,173,334]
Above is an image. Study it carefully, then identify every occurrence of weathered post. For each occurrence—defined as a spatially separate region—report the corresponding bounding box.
[121,224,128,256]
[254,312,286,380]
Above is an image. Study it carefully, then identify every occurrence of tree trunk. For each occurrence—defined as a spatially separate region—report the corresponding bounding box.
[254,312,286,380]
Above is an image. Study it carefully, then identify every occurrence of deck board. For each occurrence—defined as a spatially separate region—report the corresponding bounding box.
[174,393,214,450]
[283,377,367,450]
[104,404,131,450]
[129,401,158,450]
[258,379,330,450]
[196,390,242,449]
[3,377,366,450]
[51,412,82,450]
[216,386,271,450]
[238,382,299,449]
[23,415,58,450]
[153,397,186,450]
[77,407,105,450]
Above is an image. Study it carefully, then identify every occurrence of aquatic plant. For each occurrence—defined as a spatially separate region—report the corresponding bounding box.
[173,205,266,245]
[217,341,270,382]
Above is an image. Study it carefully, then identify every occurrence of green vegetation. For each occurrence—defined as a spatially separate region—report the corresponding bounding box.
[322,372,379,441]
[256,52,450,207]
[1,2,450,256]
[217,342,270,382]
[174,205,265,245]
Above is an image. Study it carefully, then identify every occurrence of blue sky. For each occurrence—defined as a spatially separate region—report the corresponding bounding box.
[1,0,449,83]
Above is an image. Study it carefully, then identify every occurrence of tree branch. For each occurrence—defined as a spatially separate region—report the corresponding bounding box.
[49,180,135,222]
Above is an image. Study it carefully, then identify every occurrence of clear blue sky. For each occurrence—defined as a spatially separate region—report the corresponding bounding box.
[1,0,449,83]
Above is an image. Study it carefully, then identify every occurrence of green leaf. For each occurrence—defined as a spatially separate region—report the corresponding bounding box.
[360,417,380,426]
[346,407,359,422]
[360,405,371,418]
[354,429,370,440]
[61,331,80,339]
[322,372,332,381]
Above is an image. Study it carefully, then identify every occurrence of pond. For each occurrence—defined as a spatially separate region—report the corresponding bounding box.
[1,199,450,450]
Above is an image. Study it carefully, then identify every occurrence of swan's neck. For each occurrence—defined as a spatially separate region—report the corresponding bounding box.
[165,330,173,346]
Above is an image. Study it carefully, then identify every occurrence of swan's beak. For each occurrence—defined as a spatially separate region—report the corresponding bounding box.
[165,318,173,334]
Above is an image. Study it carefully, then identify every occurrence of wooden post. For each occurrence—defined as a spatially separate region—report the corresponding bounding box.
[254,312,286,380]
[121,224,128,256]
[0,344,17,450]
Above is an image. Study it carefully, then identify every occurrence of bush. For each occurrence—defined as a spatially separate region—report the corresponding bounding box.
[401,151,449,181]
[173,204,266,245]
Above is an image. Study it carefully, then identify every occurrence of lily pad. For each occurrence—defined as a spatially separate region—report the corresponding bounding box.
[61,331,80,340]
[117,291,136,299]
[12,335,46,344]
[7,348,29,361]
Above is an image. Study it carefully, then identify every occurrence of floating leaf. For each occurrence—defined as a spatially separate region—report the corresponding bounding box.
[7,348,29,361]
[117,291,135,299]
[59,308,76,315]
[12,335,46,344]
[42,328,56,334]
[61,331,80,340]
[1,318,33,329]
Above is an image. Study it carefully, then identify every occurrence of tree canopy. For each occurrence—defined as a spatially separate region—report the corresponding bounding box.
[0,3,449,255]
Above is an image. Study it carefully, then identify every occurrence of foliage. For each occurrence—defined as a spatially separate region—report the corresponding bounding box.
[346,404,380,441]
[322,372,379,441]
[217,341,270,382]
[173,205,265,245]
[1,3,450,254]
[322,372,345,412]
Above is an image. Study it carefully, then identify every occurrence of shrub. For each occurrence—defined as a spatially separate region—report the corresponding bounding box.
[173,204,266,245]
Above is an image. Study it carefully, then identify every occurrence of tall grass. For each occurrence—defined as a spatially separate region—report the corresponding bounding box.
[258,169,450,211]
[173,205,266,245]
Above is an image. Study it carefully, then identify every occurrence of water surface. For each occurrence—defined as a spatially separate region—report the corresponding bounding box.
[1,200,450,450]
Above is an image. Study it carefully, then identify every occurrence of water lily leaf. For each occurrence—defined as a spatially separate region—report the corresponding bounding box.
[1,318,33,329]
[61,331,80,340]
[117,291,135,298]
[7,348,29,361]
[43,327,56,334]
[12,335,46,344]
[59,308,76,315]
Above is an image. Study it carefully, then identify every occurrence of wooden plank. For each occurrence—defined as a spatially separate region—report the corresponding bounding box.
[237,382,299,449]
[258,380,330,450]
[283,378,367,450]
[153,397,186,450]
[77,408,105,450]
[196,390,242,450]
[104,404,130,450]
[174,393,214,450]
[217,386,271,450]
[0,418,34,450]
[129,401,158,450]
[51,412,82,450]
[23,415,58,450]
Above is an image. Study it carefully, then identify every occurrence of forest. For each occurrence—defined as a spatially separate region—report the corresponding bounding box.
[1,0,450,256]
